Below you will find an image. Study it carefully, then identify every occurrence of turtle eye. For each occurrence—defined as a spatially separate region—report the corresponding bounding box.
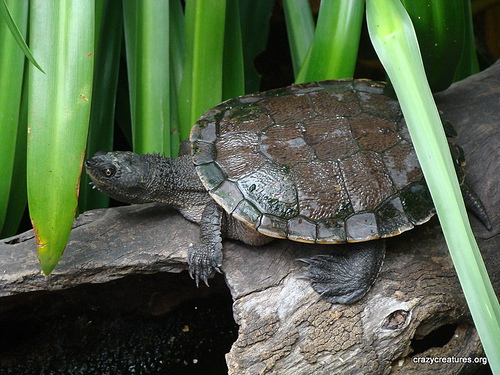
[101,166,116,177]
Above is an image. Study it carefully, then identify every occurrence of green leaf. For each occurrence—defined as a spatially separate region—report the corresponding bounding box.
[178,0,227,139]
[400,0,466,92]
[79,0,123,212]
[94,0,105,45]
[0,61,28,239]
[295,0,364,83]
[0,0,44,73]
[366,0,500,371]
[283,0,314,76]
[239,0,274,93]
[222,0,245,100]
[0,0,27,235]
[454,0,479,81]
[123,0,171,154]
[27,1,94,274]
[169,0,185,95]
[168,0,185,154]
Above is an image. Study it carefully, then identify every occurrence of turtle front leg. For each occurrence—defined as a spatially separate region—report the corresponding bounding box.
[188,200,223,286]
[300,241,386,304]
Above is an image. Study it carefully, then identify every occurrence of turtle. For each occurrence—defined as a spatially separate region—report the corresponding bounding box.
[85,79,490,304]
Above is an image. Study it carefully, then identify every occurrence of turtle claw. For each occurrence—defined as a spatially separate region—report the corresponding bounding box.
[188,243,223,287]
[189,270,210,288]
[188,264,212,288]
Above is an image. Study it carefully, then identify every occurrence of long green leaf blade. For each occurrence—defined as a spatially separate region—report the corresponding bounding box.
[179,0,226,139]
[79,0,123,212]
[0,0,44,73]
[168,0,185,155]
[177,0,195,140]
[169,0,185,95]
[0,89,27,238]
[400,0,466,92]
[123,0,170,154]
[238,0,274,93]
[27,1,94,274]
[295,0,364,83]
[222,0,245,100]
[283,0,314,76]
[0,0,27,235]
[454,0,479,81]
[366,0,500,371]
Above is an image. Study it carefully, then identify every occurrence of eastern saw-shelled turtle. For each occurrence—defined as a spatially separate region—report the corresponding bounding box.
[85,79,490,304]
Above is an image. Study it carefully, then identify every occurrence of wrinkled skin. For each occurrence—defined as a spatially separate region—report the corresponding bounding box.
[85,152,272,286]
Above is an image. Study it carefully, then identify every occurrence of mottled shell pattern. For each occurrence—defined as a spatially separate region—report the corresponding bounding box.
[190,79,435,244]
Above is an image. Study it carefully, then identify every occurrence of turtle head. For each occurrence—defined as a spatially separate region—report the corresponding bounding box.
[85,151,155,204]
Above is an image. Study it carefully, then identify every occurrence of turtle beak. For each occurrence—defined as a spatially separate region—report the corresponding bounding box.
[84,157,108,186]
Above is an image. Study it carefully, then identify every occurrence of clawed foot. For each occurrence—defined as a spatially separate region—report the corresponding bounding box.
[188,243,223,287]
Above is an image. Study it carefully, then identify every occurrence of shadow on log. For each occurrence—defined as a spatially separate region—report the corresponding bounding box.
[1,62,499,374]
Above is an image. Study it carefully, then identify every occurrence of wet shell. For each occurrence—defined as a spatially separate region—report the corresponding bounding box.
[190,79,435,244]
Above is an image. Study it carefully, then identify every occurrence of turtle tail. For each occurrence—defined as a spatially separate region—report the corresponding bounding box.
[461,182,492,230]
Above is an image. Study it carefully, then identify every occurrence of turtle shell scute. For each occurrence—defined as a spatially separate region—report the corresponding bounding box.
[190,79,437,243]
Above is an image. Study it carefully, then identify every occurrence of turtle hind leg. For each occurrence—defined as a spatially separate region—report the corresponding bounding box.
[461,182,492,230]
[300,241,385,304]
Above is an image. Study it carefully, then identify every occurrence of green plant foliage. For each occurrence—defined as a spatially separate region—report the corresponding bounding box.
[238,0,274,93]
[0,62,28,239]
[400,0,466,92]
[454,0,480,81]
[27,1,94,274]
[79,0,123,213]
[295,0,364,82]
[168,0,185,156]
[283,0,314,76]
[222,0,245,100]
[123,0,171,154]
[0,0,43,73]
[366,0,500,371]
[0,0,27,235]
[178,0,227,140]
